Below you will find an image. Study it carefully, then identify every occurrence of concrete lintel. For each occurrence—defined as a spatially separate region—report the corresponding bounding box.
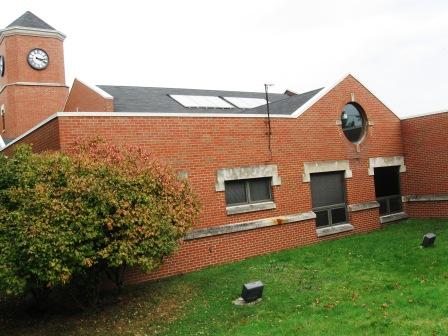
[380,212,408,224]
[215,164,281,191]
[368,156,406,175]
[226,201,276,215]
[403,194,448,202]
[316,223,354,237]
[184,211,316,240]
[303,160,352,182]
[348,201,380,212]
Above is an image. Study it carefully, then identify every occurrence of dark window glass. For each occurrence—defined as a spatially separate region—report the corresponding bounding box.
[378,199,388,215]
[331,207,347,224]
[315,210,329,227]
[249,178,271,202]
[225,180,247,205]
[311,172,347,227]
[374,166,402,216]
[225,177,272,206]
[389,196,402,213]
[341,103,366,143]
[310,172,345,208]
[310,171,347,227]
[374,166,400,197]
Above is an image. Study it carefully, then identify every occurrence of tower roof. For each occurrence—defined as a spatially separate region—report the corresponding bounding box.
[6,11,56,30]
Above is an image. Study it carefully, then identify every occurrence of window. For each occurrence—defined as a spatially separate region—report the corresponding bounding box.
[310,171,347,227]
[374,166,402,215]
[341,103,366,143]
[217,164,280,215]
[225,177,272,206]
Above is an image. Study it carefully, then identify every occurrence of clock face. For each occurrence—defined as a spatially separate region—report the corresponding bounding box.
[0,55,4,77]
[28,48,49,70]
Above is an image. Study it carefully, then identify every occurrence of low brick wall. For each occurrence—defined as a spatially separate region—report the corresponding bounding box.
[124,218,318,284]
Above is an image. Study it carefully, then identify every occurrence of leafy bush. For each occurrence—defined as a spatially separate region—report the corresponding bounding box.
[0,140,199,303]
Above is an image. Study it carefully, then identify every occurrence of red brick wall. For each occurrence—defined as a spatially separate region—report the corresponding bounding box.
[401,112,448,218]
[1,86,67,139]
[1,75,408,282]
[1,117,60,156]
[0,35,66,85]
[0,34,68,138]
[64,79,114,112]
[125,219,319,283]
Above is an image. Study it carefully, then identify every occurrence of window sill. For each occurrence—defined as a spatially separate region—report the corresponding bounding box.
[379,212,408,224]
[226,201,276,215]
[316,223,354,238]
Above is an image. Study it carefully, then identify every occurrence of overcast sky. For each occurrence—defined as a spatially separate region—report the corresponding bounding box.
[2,0,447,117]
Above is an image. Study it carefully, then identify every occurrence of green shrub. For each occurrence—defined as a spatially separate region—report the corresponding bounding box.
[0,140,199,303]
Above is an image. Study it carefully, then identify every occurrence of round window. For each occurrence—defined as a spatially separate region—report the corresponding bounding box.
[340,103,366,143]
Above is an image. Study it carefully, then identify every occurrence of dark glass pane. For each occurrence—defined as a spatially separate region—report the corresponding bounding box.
[374,166,401,197]
[341,104,365,142]
[344,127,363,142]
[331,207,347,224]
[389,196,402,213]
[315,210,329,227]
[310,172,345,208]
[249,178,271,202]
[225,180,247,205]
[378,199,388,215]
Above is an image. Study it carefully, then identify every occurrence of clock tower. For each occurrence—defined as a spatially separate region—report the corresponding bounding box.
[0,11,68,142]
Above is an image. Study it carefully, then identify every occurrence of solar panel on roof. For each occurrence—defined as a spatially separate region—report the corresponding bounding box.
[223,97,268,109]
[170,95,234,109]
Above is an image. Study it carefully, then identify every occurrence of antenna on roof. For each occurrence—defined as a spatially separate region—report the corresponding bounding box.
[264,84,274,161]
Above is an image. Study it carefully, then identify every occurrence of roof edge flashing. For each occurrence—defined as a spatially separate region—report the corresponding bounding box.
[290,73,401,121]
[0,113,60,152]
[401,109,448,120]
[291,73,351,118]
[57,111,295,118]
[75,78,114,100]
[0,27,66,43]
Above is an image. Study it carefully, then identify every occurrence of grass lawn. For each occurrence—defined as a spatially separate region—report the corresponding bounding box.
[1,219,448,335]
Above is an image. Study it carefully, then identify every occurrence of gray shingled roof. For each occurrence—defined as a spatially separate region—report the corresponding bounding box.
[97,86,322,115]
[249,88,323,115]
[6,11,56,30]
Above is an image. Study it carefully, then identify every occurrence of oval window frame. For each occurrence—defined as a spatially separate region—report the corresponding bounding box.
[340,103,367,144]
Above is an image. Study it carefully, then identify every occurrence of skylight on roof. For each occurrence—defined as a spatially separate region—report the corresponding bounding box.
[223,97,268,109]
[170,95,234,109]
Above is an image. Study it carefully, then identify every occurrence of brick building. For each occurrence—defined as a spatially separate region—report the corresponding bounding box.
[0,12,447,284]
